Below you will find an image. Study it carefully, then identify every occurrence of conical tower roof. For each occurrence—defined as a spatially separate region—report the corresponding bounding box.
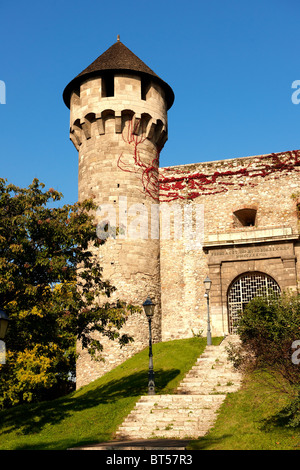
[63,38,174,109]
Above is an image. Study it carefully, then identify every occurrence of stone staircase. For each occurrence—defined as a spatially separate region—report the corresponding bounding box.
[115,335,242,440]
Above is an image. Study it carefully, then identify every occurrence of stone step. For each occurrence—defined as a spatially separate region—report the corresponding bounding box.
[176,389,241,396]
[126,406,222,415]
[177,385,238,392]
[117,422,220,439]
[178,379,240,387]
[116,421,218,439]
[181,374,238,382]
[190,363,237,369]
[126,408,220,417]
[122,411,217,423]
[137,394,226,402]
[116,430,208,439]
[117,425,215,436]
[118,417,216,427]
[133,400,225,409]
[123,404,219,413]
[120,419,214,429]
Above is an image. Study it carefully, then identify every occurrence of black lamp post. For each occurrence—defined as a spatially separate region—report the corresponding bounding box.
[204,276,212,345]
[143,297,155,395]
[0,309,9,341]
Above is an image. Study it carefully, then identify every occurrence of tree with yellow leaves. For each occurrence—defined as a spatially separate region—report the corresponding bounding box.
[0,178,137,407]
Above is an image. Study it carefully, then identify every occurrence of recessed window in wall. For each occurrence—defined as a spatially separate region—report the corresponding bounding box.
[141,78,151,101]
[102,74,114,97]
[72,88,80,106]
[233,208,257,227]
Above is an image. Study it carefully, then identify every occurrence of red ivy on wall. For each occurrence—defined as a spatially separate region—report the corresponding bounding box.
[117,118,161,200]
[118,119,300,202]
[159,150,300,201]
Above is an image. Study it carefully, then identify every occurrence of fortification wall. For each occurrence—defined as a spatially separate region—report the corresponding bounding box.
[159,150,300,340]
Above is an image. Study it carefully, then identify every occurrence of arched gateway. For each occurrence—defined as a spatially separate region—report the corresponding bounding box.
[227,272,281,334]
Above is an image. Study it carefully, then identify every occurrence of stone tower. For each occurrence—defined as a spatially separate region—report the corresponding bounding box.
[63,38,174,387]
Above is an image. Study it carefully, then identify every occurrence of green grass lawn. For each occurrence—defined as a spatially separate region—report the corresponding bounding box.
[188,369,300,450]
[0,336,218,450]
[2,336,299,451]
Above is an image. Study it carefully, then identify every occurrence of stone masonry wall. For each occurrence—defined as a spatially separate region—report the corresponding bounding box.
[159,150,300,340]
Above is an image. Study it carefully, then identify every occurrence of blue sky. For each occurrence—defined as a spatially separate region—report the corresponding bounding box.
[0,0,299,206]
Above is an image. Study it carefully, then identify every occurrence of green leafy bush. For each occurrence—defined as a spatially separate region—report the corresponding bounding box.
[227,292,300,426]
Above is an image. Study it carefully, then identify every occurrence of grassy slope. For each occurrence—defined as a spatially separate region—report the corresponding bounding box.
[2,336,298,451]
[188,370,300,450]
[0,337,219,450]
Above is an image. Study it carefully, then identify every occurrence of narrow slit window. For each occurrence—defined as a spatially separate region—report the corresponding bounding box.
[102,74,114,97]
[141,78,150,101]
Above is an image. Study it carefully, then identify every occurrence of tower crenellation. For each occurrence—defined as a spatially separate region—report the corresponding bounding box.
[69,74,168,152]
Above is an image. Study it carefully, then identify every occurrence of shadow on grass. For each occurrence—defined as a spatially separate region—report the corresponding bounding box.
[0,368,180,437]
[188,434,233,450]
[10,437,102,451]
[259,401,300,431]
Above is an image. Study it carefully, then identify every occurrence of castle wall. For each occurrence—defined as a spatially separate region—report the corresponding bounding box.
[76,145,300,387]
[159,151,300,340]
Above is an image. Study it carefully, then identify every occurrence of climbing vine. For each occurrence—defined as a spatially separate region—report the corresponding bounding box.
[118,119,300,202]
[159,149,300,201]
[117,118,160,200]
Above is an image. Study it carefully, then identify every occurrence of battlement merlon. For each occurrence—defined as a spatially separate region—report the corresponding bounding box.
[70,106,168,152]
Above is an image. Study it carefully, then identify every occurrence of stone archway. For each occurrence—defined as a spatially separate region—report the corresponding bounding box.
[227,272,281,334]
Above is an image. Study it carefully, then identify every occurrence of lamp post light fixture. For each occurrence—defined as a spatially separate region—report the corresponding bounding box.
[0,309,9,341]
[204,276,212,346]
[143,296,155,395]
